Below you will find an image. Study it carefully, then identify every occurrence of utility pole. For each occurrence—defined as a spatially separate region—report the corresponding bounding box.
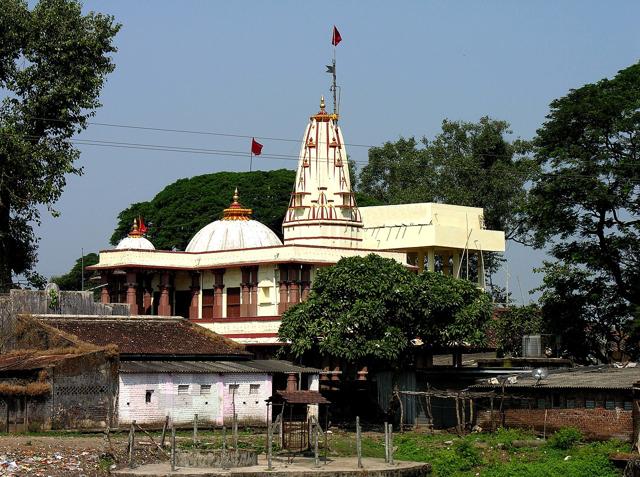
[81,247,84,291]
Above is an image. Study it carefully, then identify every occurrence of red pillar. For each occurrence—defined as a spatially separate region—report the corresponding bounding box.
[241,267,251,317]
[158,272,172,316]
[278,265,288,315]
[100,274,110,304]
[250,266,259,316]
[288,264,300,309]
[189,272,200,320]
[213,269,225,318]
[142,276,153,315]
[125,270,138,315]
[301,265,311,301]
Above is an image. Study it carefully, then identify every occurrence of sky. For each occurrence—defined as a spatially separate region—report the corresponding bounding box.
[29,0,640,302]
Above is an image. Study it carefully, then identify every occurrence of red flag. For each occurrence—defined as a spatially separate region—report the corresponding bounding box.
[332,26,342,46]
[138,216,148,234]
[251,138,263,156]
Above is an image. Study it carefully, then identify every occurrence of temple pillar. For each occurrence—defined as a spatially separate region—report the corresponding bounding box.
[288,264,300,309]
[417,250,425,273]
[477,253,485,288]
[301,265,311,301]
[241,267,251,317]
[278,265,288,315]
[158,272,172,316]
[443,253,452,276]
[249,266,258,317]
[100,274,110,304]
[189,272,200,320]
[213,269,225,318]
[427,249,435,272]
[452,253,461,279]
[125,270,138,315]
[142,276,153,315]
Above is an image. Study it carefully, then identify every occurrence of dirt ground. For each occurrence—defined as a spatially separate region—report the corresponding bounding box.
[0,433,163,476]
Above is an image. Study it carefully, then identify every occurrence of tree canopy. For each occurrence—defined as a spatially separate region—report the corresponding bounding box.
[51,252,98,291]
[111,169,381,250]
[0,0,120,290]
[278,254,492,364]
[527,62,640,362]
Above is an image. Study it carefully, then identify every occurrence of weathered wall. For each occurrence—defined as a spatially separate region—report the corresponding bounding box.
[51,352,118,430]
[477,407,633,441]
[10,290,129,316]
[222,374,272,425]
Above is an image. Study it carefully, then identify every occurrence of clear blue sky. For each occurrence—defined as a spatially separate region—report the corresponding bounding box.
[34,0,640,302]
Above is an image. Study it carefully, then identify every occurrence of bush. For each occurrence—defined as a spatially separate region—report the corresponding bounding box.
[453,440,482,470]
[547,427,583,450]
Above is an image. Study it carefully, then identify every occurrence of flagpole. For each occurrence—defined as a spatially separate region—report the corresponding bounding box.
[332,30,337,118]
[250,149,253,172]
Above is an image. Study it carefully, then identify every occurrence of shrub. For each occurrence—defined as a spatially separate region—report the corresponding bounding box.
[454,440,483,470]
[547,427,583,450]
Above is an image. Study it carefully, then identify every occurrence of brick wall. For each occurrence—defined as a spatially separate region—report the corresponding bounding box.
[477,407,633,441]
[119,372,272,427]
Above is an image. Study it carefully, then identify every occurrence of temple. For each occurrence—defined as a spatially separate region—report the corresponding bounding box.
[89,97,505,356]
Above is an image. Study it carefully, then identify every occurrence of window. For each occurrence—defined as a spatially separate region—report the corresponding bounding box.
[145,390,153,403]
[537,399,546,409]
[585,399,595,409]
[605,400,615,410]
[178,385,189,395]
[227,288,241,318]
[566,399,576,409]
[229,384,239,395]
[200,385,211,395]
[625,401,633,411]
[249,384,260,395]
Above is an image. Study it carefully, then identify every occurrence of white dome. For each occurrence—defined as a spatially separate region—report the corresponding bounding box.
[186,219,282,252]
[116,236,155,251]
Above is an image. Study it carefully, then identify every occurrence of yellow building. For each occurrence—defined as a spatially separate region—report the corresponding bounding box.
[89,98,505,354]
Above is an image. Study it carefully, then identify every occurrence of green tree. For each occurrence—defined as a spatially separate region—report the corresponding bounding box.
[0,0,120,290]
[111,169,380,250]
[50,252,98,291]
[528,62,640,362]
[278,254,492,364]
[489,305,543,357]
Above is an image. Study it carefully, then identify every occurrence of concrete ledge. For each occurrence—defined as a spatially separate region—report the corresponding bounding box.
[114,456,431,477]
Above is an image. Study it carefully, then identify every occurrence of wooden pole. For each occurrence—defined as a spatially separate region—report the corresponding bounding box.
[267,417,273,470]
[543,409,548,440]
[384,420,389,463]
[313,421,319,467]
[461,397,466,432]
[490,397,495,432]
[233,413,238,465]
[454,396,461,435]
[136,423,169,457]
[469,399,474,428]
[388,423,394,465]
[160,415,169,448]
[128,420,136,468]
[193,413,198,444]
[395,392,404,433]
[171,425,176,471]
[222,425,227,469]
[356,416,362,469]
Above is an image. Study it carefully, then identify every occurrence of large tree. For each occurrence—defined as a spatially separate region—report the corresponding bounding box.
[111,169,381,250]
[0,0,120,290]
[278,254,492,364]
[528,62,640,361]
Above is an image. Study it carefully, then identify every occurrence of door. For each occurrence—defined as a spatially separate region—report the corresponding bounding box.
[174,290,191,319]
[226,287,240,318]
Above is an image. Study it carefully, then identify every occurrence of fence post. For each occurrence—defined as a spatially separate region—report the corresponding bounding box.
[128,420,136,468]
[233,413,238,465]
[388,423,394,465]
[193,413,198,444]
[313,421,319,467]
[267,419,273,470]
[222,425,227,469]
[384,421,389,463]
[171,425,176,471]
[160,415,169,448]
[356,416,362,469]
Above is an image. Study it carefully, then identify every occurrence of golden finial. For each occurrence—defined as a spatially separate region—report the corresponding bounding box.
[222,187,252,221]
[233,187,239,204]
[129,217,141,237]
[320,96,325,110]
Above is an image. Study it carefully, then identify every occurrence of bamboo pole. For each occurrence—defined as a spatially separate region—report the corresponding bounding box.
[171,426,176,471]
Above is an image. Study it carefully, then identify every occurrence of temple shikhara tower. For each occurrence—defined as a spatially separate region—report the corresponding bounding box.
[90,96,505,356]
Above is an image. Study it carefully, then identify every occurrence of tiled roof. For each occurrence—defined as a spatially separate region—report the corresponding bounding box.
[273,390,330,404]
[120,360,320,374]
[37,316,249,358]
[471,365,640,390]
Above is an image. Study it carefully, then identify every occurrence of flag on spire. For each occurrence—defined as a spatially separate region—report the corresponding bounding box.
[251,138,263,156]
[332,26,342,46]
[138,216,148,234]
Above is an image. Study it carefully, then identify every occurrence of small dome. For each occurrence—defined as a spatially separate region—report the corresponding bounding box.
[116,218,155,250]
[186,189,282,252]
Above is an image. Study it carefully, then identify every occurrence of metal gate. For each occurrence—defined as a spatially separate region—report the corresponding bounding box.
[282,419,309,451]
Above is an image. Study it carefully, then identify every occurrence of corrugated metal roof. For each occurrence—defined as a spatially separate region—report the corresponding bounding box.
[120,360,320,375]
[471,365,640,390]
[271,390,330,404]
